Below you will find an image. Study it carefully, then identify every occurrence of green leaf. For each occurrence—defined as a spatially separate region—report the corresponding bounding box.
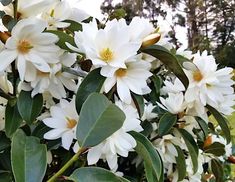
[204,142,225,156]
[141,45,189,88]
[130,131,163,181]
[0,132,11,152]
[195,117,208,139]
[176,54,191,65]
[0,171,12,182]
[64,20,82,32]
[11,129,47,182]
[17,91,43,125]
[141,121,153,137]
[175,145,186,181]
[158,112,177,136]
[76,93,125,147]
[132,93,144,118]
[144,161,157,182]
[46,30,76,50]
[207,105,231,144]
[76,68,105,113]
[5,102,23,138]
[69,167,130,182]
[178,129,198,173]
[0,0,12,6]
[211,159,224,182]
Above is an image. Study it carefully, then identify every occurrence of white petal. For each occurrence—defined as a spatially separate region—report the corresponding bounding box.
[0,50,17,72]
[44,128,66,139]
[61,131,74,150]
[87,144,103,165]
[116,79,132,104]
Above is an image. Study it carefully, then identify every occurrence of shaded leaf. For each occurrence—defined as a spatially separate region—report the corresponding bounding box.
[11,130,47,182]
[0,0,12,6]
[130,131,163,181]
[141,45,189,88]
[69,167,130,182]
[211,159,223,182]
[17,91,43,125]
[158,112,177,136]
[132,93,144,118]
[0,132,10,152]
[207,105,231,143]
[76,68,105,113]
[76,93,125,147]
[204,142,225,156]
[195,117,208,139]
[64,20,82,32]
[175,145,186,181]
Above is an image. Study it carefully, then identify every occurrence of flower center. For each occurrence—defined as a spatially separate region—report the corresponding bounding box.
[100,48,114,62]
[17,40,33,54]
[50,9,55,17]
[115,68,127,77]
[193,70,203,82]
[66,118,77,129]
[37,71,50,77]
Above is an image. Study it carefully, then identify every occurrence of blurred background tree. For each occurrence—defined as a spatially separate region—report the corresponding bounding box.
[101,0,235,67]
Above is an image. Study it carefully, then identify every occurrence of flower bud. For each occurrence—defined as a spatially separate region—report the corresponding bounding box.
[203,135,212,148]
[141,33,161,48]
[0,31,11,43]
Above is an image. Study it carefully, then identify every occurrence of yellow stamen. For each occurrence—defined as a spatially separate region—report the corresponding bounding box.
[66,118,77,129]
[37,71,50,77]
[193,70,203,82]
[100,48,114,62]
[115,68,127,77]
[17,40,33,54]
[50,9,55,17]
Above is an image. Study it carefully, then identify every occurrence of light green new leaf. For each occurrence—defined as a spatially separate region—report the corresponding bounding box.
[130,131,163,181]
[17,91,43,125]
[11,130,47,182]
[76,68,106,113]
[141,45,189,88]
[69,167,130,182]
[178,129,198,174]
[207,105,231,144]
[76,93,125,147]
[5,102,23,138]
[158,112,177,136]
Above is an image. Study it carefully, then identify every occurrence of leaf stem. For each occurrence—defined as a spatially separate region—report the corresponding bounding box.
[47,147,87,182]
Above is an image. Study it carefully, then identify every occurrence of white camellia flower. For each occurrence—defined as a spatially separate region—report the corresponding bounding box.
[86,100,143,171]
[0,18,60,81]
[103,56,152,104]
[141,102,158,121]
[24,52,77,98]
[0,73,13,94]
[43,97,78,150]
[72,19,141,76]
[158,92,186,114]
[161,77,185,95]
[184,51,234,111]
[2,0,54,19]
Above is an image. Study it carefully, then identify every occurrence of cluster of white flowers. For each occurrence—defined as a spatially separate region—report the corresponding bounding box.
[0,0,234,181]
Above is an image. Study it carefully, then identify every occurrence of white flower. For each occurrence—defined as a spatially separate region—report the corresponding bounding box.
[184,51,234,111]
[0,72,13,94]
[158,92,186,114]
[161,77,185,95]
[103,56,152,104]
[176,48,193,60]
[86,100,143,171]
[0,18,60,81]
[73,19,141,76]
[141,102,158,121]
[2,0,54,18]
[0,97,7,131]
[43,97,78,150]
[25,52,77,98]
[154,134,184,165]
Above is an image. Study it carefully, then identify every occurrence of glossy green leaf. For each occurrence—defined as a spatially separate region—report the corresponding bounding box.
[130,131,163,181]
[211,159,223,182]
[195,117,208,139]
[17,91,43,125]
[69,167,130,182]
[5,102,23,138]
[144,161,157,182]
[175,54,191,65]
[158,112,177,136]
[11,129,47,182]
[175,145,186,181]
[0,132,10,152]
[178,129,198,173]
[46,30,76,50]
[207,105,231,144]
[76,93,125,147]
[141,45,189,88]
[204,142,225,156]
[132,93,144,118]
[76,68,105,113]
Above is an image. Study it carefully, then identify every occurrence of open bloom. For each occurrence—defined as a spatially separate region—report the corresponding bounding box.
[86,100,143,171]
[0,18,60,81]
[43,98,78,150]
[103,55,152,104]
[2,0,54,18]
